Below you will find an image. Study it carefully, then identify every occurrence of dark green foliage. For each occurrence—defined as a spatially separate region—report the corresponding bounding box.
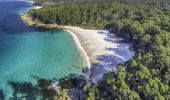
[28,0,170,99]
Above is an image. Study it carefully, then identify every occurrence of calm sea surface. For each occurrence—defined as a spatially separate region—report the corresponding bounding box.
[0,1,84,99]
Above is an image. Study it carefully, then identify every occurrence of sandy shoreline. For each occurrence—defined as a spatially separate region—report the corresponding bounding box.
[25,0,42,9]
[21,14,134,81]
[65,29,91,69]
[64,26,134,81]
[20,14,91,68]
[25,0,34,4]
[32,6,42,9]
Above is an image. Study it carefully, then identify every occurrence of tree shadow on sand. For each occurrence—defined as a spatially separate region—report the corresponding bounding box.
[98,30,123,43]
[90,54,124,81]
[89,30,134,82]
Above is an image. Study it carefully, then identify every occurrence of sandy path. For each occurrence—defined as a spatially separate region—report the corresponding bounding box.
[65,26,134,81]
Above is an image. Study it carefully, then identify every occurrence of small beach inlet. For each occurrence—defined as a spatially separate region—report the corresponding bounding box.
[64,26,134,81]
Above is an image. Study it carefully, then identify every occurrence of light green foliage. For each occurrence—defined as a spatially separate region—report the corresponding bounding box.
[56,89,71,100]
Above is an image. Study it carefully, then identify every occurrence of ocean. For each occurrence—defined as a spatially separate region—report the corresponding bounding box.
[0,1,84,99]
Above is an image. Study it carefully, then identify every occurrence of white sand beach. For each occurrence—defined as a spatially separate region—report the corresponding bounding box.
[25,0,34,4]
[25,0,42,9]
[64,26,134,81]
[65,29,91,69]
[32,6,42,9]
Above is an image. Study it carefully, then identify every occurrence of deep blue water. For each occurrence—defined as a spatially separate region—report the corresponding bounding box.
[0,0,36,34]
[0,1,84,99]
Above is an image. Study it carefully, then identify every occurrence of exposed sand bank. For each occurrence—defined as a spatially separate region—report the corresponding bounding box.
[21,14,134,81]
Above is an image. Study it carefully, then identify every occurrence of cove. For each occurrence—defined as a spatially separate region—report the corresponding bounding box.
[0,1,84,99]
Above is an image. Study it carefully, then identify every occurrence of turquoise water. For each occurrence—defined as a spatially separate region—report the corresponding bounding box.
[0,1,84,99]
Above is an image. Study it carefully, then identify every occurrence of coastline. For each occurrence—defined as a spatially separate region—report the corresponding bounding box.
[26,0,42,9]
[20,14,91,69]
[65,30,91,69]
[25,0,34,4]
[20,14,134,81]
[20,14,63,28]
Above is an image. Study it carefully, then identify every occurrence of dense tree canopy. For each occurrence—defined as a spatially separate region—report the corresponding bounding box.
[28,0,170,99]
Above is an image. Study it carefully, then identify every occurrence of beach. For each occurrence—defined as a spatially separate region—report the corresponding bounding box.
[64,26,134,81]
[25,0,42,9]
[65,29,91,69]
[21,14,134,81]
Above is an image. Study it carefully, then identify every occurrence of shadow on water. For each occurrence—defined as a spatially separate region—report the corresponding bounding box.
[38,27,66,34]
[8,81,38,100]
[8,79,56,100]
[89,29,134,81]
[0,89,4,100]
[6,74,86,100]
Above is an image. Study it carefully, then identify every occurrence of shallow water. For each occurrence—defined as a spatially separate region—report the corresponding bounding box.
[0,1,84,99]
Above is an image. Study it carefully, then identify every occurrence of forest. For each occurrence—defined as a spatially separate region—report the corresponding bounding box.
[28,0,170,99]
